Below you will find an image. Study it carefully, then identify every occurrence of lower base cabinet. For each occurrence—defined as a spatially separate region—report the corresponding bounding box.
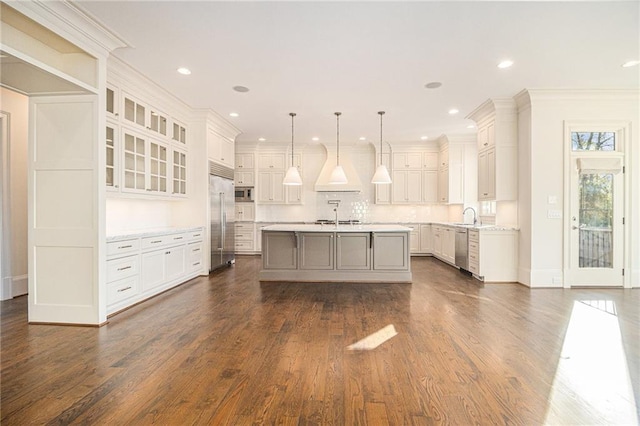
[107,227,204,315]
[260,229,411,282]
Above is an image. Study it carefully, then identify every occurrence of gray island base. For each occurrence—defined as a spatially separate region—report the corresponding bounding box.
[259,224,412,283]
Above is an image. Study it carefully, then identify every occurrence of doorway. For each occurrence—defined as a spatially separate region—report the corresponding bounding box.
[565,128,626,287]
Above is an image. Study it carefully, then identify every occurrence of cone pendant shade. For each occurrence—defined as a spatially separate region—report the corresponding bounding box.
[329,165,348,184]
[283,112,302,186]
[371,164,392,184]
[283,165,302,185]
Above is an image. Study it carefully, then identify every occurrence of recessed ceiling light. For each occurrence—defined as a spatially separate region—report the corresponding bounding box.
[622,60,640,68]
[258,137,266,142]
[497,60,513,69]
[233,85,250,93]
[177,67,191,75]
[448,108,459,115]
[359,137,366,141]
[425,82,442,89]
[312,137,319,141]
[420,136,428,140]
[229,112,239,118]
[467,124,476,129]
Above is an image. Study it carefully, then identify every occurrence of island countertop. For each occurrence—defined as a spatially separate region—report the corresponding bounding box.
[261,224,411,233]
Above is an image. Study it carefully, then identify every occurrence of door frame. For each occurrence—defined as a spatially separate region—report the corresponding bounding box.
[563,120,631,288]
[0,111,12,300]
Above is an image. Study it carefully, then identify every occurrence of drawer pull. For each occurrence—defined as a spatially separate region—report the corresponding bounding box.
[193,233,201,237]
[117,266,132,271]
[118,245,133,249]
[165,251,171,255]
[174,236,183,240]
[193,262,201,266]
[151,240,162,244]
[193,248,200,252]
[117,286,132,293]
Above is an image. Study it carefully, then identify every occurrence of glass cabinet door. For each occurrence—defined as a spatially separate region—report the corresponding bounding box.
[123,131,146,191]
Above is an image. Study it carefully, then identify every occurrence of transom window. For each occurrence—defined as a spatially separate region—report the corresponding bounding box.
[571,132,615,152]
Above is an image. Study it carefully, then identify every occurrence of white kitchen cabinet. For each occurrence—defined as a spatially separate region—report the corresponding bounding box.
[257,171,285,204]
[392,170,422,204]
[468,228,518,282]
[258,153,286,170]
[402,224,420,253]
[122,129,147,193]
[423,152,439,169]
[208,128,234,168]
[122,92,147,128]
[299,233,335,270]
[148,108,168,137]
[235,153,255,186]
[393,152,422,169]
[442,227,456,265]
[422,170,438,203]
[172,149,187,196]
[438,167,449,203]
[432,226,442,257]
[235,153,255,169]
[235,171,254,187]
[235,222,255,253]
[469,99,517,202]
[148,140,169,194]
[336,233,371,270]
[437,139,476,204]
[172,120,187,145]
[235,203,255,222]
[106,83,120,119]
[286,184,303,205]
[107,228,204,315]
[106,121,119,191]
[420,224,432,254]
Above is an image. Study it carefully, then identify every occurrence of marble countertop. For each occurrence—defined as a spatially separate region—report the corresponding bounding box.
[106,226,204,242]
[255,221,518,231]
[262,224,412,233]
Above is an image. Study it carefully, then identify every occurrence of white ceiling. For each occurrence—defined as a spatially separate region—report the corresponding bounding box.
[77,1,639,145]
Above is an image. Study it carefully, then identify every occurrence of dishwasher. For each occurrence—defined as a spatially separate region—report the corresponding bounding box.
[455,228,469,270]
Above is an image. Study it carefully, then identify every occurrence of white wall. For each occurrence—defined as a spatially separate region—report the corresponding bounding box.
[518,89,639,288]
[1,87,29,297]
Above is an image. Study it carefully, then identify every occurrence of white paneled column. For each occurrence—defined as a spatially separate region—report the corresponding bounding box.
[28,95,105,324]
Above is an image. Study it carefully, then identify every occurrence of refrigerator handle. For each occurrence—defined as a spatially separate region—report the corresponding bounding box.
[219,192,225,250]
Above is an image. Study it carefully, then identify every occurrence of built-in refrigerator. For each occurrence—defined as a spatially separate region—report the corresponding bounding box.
[209,162,235,271]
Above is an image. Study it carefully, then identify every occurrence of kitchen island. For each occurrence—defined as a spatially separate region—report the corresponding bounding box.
[259,224,412,283]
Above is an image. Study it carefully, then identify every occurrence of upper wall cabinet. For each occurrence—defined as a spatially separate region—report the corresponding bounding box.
[235,153,255,186]
[208,128,234,168]
[468,99,517,201]
[258,153,286,170]
[437,138,477,205]
[393,152,422,169]
[105,79,191,199]
[390,149,439,205]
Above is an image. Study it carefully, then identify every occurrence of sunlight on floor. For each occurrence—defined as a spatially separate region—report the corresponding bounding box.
[544,300,638,425]
[346,324,397,351]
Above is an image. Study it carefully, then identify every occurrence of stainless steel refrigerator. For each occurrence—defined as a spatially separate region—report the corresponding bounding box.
[209,162,235,271]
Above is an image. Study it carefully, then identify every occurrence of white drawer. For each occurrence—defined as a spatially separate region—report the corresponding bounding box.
[187,242,203,259]
[107,255,139,282]
[468,262,479,275]
[469,251,479,264]
[469,241,479,252]
[107,275,140,305]
[107,239,140,258]
[166,232,187,244]
[141,235,170,250]
[469,230,479,243]
[235,223,254,231]
[235,230,254,241]
[187,258,203,273]
[187,229,204,241]
[235,240,255,251]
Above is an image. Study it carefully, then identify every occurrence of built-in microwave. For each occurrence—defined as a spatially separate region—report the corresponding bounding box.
[235,187,254,202]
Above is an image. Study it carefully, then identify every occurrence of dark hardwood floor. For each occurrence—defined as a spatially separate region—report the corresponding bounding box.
[2,256,638,425]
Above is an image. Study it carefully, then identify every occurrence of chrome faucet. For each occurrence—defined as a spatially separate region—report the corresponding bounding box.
[328,200,341,228]
[463,207,477,225]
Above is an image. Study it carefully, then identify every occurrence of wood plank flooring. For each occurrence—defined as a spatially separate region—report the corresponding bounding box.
[2,256,639,425]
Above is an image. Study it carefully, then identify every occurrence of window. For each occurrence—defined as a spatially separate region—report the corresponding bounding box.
[571,132,615,152]
[480,200,496,216]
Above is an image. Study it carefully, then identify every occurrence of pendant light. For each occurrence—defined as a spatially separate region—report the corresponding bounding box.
[371,111,392,184]
[283,112,303,186]
[329,112,348,184]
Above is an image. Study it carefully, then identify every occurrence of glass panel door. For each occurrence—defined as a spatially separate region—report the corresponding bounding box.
[578,173,613,268]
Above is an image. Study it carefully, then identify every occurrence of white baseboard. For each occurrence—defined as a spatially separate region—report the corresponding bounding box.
[12,274,27,297]
[1,277,11,301]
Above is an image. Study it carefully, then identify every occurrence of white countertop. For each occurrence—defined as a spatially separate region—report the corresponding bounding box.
[262,224,412,233]
[106,226,204,242]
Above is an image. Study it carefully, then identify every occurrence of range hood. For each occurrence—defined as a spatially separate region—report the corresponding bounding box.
[314,144,363,192]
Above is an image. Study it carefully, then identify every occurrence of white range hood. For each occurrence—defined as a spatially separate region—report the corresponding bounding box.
[314,144,363,192]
